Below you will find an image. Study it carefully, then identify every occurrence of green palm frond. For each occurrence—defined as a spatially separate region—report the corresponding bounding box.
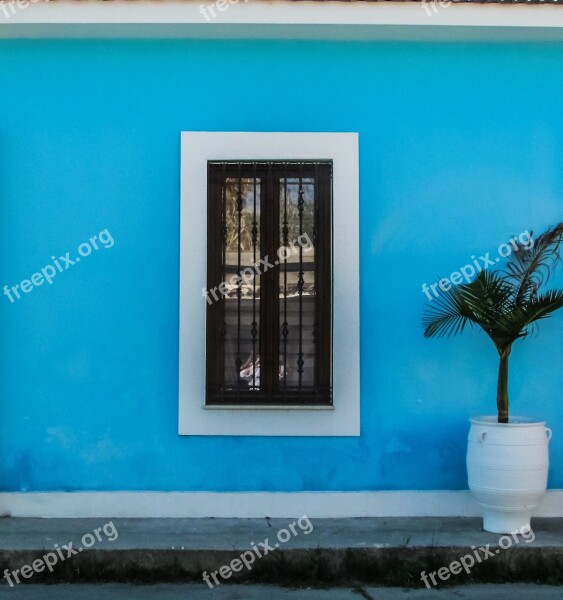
[424,231,563,352]
[423,271,516,347]
[505,223,563,304]
[511,290,563,334]
[461,271,515,327]
[422,281,476,339]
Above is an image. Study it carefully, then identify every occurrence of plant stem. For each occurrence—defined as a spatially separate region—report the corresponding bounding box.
[497,347,511,423]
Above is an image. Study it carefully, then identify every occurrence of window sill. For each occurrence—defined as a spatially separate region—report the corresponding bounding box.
[203,404,335,411]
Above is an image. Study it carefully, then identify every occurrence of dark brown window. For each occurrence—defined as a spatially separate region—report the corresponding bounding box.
[205,161,332,406]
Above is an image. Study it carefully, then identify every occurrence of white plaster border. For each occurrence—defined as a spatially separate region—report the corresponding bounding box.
[2,1,563,29]
[1,491,562,518]
[179,132,359,436]
[3,1,563,40]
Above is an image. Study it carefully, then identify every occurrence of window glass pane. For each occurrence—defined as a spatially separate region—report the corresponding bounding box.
[223,177,261,390]
[279,177,316,390]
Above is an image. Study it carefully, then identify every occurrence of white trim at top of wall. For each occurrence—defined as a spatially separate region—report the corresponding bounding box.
[1,491,562,518]
[2,1,563,39]
[2,1,563,28]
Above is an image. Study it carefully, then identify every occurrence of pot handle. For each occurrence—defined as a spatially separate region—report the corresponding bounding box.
[480,432,487,443]
[546,428,553,443]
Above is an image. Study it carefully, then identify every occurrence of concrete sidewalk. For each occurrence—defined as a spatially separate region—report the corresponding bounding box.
[0,584,562,600]
[0,518,561,587]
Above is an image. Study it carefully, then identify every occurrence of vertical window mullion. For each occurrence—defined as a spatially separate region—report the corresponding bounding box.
[270,167,281,402]
[317,164,332,403]
[281,163,289,399]
[206,163,225,403]
[259,164,272,401]
[251,163,259,391]
[263,164,280,402]
[220,163,227,399]
[313,162,319,394]
[297,163,304,395]
[235,164,243,399]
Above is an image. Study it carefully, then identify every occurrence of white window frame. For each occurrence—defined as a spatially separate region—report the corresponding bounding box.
[179,132,359,436]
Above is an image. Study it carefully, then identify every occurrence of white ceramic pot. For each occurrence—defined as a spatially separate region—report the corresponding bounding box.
[467,416,552,534]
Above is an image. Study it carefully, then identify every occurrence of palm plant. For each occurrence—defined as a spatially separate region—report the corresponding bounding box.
[423,223,563,424]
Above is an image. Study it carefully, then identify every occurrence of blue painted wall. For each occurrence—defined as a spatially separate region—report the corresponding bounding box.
[1,40,562,492]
